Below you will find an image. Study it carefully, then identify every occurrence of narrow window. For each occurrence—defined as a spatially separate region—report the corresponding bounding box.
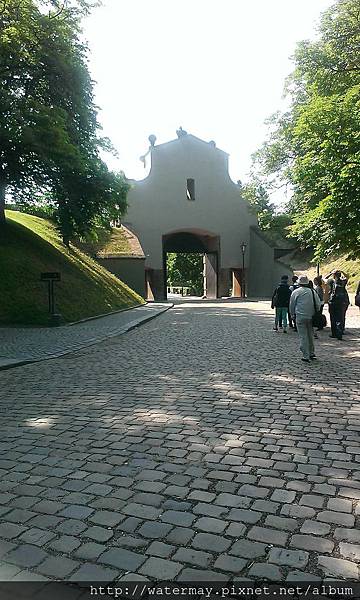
[186,178,195,201]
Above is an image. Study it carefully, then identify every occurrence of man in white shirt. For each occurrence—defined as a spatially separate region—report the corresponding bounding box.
[290,275,321,363]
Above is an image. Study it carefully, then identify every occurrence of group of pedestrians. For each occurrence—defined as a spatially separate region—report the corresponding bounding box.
[271,270,355,363]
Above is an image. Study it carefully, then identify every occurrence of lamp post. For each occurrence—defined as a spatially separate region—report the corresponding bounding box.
[241,242,247,298]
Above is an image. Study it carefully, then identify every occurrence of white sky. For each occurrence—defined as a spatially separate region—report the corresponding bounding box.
[84,0,333,199]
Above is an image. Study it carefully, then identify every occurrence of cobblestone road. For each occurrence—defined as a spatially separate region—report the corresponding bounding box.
[0,303,169,369]
[0,300,359,585]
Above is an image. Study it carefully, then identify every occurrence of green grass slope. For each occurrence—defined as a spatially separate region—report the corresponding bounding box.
[75,226,132,257]
[0,211,145,326]
[295,255,360,293]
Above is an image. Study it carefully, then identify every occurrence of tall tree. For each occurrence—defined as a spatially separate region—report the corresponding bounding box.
[0,0,128,240]
[253,0,360,259]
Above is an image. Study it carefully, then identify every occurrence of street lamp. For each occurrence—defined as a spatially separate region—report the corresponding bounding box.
[241,242,247,298]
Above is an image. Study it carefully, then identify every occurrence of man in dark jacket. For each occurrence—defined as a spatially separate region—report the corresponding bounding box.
[271,275,292,333]
[324,270,350,340]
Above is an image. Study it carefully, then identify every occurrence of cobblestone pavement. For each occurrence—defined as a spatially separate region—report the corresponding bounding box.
[0,300,359,585]
[0,303,170,369]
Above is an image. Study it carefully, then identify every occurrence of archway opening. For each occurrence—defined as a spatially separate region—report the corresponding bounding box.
[166,253,204,298]
[162,231,219,300]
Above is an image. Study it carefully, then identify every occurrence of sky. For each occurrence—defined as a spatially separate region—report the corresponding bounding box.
[84,0,333,199]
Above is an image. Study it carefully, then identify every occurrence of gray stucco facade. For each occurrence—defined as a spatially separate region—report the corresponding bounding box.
[97,256,146,299]
[122,132,292,300]
[248,227,293,298]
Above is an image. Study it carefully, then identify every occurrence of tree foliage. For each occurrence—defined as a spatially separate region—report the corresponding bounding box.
[239,179,275,230]
[253,0,360,259]
[0,0,128,242]
[167,253,203,296]
[239,179,294,243]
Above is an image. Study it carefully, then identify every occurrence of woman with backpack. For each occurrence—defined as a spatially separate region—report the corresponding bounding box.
[324,270,350,340]
[289,275,321,362]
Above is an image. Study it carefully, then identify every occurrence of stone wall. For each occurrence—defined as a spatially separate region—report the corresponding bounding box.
[96,257,146,298]
[248,227,293,298]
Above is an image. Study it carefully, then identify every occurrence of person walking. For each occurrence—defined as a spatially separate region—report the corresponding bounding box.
[290,275,321,362]
[307,280,319,339]
[355,281,360,309]
[288,275,299,330]
[324,270,350,340]
[290,275,299,291]
[271,275,292,332]
[313,275,325,330]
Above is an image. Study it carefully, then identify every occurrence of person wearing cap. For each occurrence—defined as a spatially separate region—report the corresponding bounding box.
[271,275,292,332]
[289,275,321,362]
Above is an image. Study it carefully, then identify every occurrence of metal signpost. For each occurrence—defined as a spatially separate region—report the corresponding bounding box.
[40,272,62,326]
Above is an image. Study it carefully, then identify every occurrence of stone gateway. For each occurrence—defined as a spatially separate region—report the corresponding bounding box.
[124,131,292,300]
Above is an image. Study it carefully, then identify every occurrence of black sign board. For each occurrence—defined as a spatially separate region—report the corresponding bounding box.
[40,272,61,281]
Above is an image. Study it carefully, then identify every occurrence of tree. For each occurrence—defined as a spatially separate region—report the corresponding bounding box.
[0,0,128,241]
[239,179,294,242]
[167,253,203,296]
[239,179,275,230]
[253,0,360,259]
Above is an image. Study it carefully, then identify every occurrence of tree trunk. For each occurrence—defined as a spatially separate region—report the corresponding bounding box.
[0,181,6,226]
[62,234,70,248]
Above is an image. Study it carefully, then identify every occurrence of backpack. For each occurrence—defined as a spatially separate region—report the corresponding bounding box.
[272,284,291,308]
[329,279,348,305]
[320,313,327,328]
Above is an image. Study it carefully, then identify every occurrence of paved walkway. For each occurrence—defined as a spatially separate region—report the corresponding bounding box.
[0,300,359,588]
[0,303,171,370]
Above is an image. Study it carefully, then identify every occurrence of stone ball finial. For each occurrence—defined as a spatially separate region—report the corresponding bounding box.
[148,134,157,147]
[176,126,188,138]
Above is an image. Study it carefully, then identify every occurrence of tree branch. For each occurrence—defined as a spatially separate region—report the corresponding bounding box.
[48,0,67,19]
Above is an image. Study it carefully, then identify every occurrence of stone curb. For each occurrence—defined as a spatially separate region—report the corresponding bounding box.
[0,303,173,373]
[67,302,146,326]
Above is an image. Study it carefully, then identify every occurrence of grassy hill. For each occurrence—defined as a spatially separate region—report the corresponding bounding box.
[74,224,144,258]
[75,226,132,257]
[0,211,145,326]
[292,251,360,292]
